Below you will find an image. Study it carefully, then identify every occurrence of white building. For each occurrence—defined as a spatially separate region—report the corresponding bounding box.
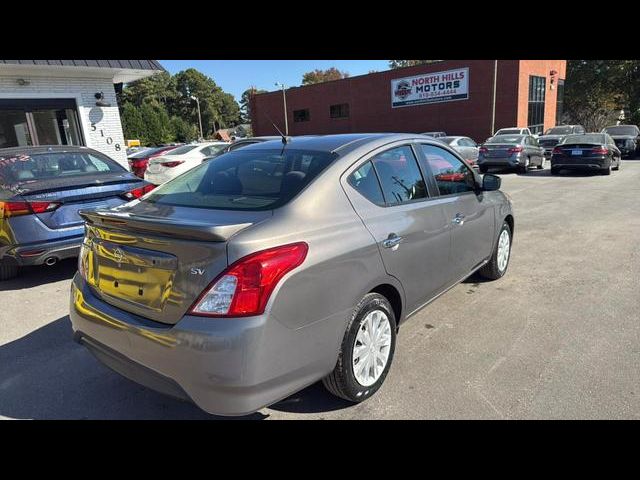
[0,60,164,168]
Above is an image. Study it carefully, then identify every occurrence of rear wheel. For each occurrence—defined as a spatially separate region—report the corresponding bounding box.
[613,158,620,171]
[537,157,545,169]
[322,293,397,403]
[0,263,19,281]
[601,164,611,175]
[479,221,512,280]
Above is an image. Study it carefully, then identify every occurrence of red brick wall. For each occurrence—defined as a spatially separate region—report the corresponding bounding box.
[516,60,567,131]
[252,60,564,143]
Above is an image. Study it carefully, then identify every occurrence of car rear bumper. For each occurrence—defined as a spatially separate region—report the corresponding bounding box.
[2,233,83,266]
[551,156,610,170]
[69,274,344,416]
[478,156,521,167]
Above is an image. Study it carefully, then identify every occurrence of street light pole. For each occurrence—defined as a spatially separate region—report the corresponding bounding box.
[191,95,204,141]
[490,60,498,136]
[275,82,289,135]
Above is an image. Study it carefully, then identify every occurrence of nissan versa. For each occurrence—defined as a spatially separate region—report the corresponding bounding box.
[69,134,514,416]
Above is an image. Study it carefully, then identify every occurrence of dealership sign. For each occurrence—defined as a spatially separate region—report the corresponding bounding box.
[391,68,469,108]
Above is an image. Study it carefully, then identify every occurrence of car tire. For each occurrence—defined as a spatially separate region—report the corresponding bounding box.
[551,167,560,175]
[478,221,512,281]
[479,166,488,174]
[0,263,19,281]
[613,159,620,171]
[601,165,611,175]
[322,293,397,403]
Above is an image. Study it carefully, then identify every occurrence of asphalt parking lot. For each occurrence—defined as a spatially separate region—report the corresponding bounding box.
[1,159,640,420]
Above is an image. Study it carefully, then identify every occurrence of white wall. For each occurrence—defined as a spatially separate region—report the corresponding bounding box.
[0,75,128,168]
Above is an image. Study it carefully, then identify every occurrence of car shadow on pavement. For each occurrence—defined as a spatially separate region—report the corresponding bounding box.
[0,315,350,419]
[0,258,77,292]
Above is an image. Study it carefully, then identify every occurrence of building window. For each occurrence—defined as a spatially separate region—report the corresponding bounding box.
[556,79,565,125]
[330,103,349,119]
[527,75,546,135]
[293,109,310,122]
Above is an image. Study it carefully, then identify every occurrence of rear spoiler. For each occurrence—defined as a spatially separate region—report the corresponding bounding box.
[79,209,253,242]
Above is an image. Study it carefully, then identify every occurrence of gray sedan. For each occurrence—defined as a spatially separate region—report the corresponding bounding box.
[70,133,514,416]
[478,134,545,173]
[441,136,479,166]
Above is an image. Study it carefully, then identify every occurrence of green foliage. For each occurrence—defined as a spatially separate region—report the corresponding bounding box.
[301,68,350,85]
[117,68,242,144]
[564,60,640,131]
[240,87,268,123]
[388,60,443,69]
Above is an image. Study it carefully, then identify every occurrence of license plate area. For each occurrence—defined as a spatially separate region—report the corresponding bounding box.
[92,240,177,311]
[571,149,582,156]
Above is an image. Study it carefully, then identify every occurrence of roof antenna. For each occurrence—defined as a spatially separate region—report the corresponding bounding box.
[265,112,290,145]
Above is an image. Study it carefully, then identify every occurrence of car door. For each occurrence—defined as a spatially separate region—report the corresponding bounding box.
[417,143,495,280]
[342,143,454,313]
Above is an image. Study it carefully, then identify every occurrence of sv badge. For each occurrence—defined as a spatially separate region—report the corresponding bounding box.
[190,267,205,276]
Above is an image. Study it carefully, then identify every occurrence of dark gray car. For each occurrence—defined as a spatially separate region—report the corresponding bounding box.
[538,125,586,159]
[69,133,514,416]
[478,134,545,173]
[601,125,640,158]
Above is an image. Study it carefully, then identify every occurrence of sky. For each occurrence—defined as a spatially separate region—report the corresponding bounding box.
[158,60,391,101]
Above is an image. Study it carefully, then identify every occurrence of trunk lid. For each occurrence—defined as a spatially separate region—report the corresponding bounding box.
[18,174,143,230]
[482,144,517,157]
[79,203,272,324]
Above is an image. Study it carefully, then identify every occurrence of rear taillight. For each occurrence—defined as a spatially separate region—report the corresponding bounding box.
[121,184,156,200]
[128,158,149,169]
[190,242,308,318]
[0,201,61,218]
[591,146,609,155]
[508,146,524,154]
[552,147,564,155]
[159,161,185,168]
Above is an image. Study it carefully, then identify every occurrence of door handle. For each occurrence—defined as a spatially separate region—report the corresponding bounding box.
[452,213,466,225]
[382,234,403,249]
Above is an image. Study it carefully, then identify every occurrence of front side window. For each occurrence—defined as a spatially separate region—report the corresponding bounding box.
[419,145,475,196]
[348,161,385,206]
[370,146,427,206]
[144,148,336,211]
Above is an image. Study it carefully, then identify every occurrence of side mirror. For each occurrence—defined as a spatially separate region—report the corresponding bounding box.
[482,173,501,191]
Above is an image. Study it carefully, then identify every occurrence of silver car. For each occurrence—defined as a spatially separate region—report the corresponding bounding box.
[70,133,514,416]
[440,136,479,167]
[478,134,545,173]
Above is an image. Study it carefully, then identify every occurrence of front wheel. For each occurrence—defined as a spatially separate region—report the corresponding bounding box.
[478,221,512,280]
[323,293,397,403]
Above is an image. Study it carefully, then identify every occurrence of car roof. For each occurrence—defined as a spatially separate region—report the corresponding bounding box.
[0,145,104,157]
[239,133,435,154]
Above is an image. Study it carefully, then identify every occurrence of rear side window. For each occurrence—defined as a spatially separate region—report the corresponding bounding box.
[0,151,124,184]
[145,148,336,211]
[370,146,427,206]
[348,161,385,206]
[419,145,476,196]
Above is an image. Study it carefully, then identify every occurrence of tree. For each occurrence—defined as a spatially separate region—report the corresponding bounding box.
[120,103,145,142]
[171,116,198,143]
[239,87,268,123]
[301,67,350,85]
[388,60,443,69]
[139,101,174,145]
[563,60,628,132]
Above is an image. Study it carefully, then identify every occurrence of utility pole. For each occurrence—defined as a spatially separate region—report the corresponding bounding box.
[190,95,204,141]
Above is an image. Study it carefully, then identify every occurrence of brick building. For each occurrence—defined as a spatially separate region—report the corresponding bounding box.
[251,60,567,142]
[0,60,164,167]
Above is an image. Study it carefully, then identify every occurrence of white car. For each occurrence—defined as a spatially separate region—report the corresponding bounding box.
[144,142,228,185]
[494,127,533,136]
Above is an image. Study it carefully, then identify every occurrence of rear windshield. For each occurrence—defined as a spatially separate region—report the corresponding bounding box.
[487,135,524,144]
[545,126,573,135]
[602,126,639,136]
[165,145,199,155]
[560,134,604,145]
[128,147,165,158]
[144,148,337,211]
[496,129,522,135]
[0,151,125,184]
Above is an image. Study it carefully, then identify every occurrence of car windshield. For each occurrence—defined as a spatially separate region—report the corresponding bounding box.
[487,135,524,144]
[603,126,638,136]
[545,126,573,135]
[0,151,125,184]
[144,148,337,211]
[560,134,605,145]
[165,145,199,155]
